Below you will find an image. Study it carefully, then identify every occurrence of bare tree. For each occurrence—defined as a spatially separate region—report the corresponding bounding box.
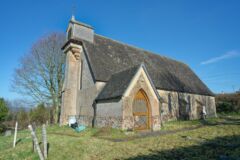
[11,33,65,123]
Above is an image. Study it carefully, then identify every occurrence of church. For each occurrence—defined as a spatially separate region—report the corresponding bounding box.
[60,17,216,131]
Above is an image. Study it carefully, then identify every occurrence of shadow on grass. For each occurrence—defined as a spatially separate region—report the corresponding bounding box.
[221,116,240,122]
[99,117,240,142]
[125,135,240,160]
[14,138,22,146]
[200,116,240,126]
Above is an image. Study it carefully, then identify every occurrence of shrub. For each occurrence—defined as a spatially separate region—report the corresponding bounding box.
[216,93,240,113]
[216,102,235,113]
[29,103,50,126]
[0,98,9,122]
[16,108,29,129]
[0,123,6,134]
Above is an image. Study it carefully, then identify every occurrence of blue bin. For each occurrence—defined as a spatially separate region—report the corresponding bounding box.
[75,125,86,132]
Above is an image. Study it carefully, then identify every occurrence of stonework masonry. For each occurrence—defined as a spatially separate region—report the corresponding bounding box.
[76,50,108,126]
[60,44,82,125]
[158,90,216,121]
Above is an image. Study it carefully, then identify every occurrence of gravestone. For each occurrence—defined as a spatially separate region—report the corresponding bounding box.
[4,130,11,136]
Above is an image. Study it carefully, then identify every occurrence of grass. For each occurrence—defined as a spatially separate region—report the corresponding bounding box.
[0,114,240,160]
[161,116,224,131]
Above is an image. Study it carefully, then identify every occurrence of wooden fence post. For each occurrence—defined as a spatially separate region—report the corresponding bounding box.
[42,124,47,159]
[32,124,36,152]
[28,125,44,160]
[13,121,18,148]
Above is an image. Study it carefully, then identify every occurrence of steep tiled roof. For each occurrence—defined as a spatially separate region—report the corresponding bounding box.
[81,34,214,96]
[96,65,139,101]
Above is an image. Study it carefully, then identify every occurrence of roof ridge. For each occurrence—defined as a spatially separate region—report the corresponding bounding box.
[94,33,188,66]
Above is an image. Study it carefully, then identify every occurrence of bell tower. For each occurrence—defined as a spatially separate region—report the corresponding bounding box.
[60,16,94,125]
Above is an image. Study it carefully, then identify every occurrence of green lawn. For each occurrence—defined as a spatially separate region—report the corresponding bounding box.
[0,114,240,160]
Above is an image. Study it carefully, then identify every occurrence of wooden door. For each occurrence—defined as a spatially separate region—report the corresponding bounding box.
[133,89,150,130]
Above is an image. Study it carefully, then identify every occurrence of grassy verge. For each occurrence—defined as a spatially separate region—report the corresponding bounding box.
[0,114,239,160]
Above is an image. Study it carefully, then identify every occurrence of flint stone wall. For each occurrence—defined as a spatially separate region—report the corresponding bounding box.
[95,99,123,128]
[158,90,216,121]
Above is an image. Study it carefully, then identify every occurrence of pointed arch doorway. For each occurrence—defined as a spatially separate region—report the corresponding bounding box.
[132,89,151,130]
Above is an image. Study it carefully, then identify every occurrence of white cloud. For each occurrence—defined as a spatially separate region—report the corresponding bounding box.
[201,50,240,65]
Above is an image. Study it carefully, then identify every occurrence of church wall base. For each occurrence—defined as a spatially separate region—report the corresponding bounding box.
[77,115,123,128]
[157,90,217,122]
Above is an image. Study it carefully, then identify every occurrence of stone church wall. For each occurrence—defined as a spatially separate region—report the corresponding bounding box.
[157,90,216,121]
[76,51,106,126]
[77,82,106,126]
[157,90,179,121]
[60,47,81,125]
[95,99,123,128]
[80,52,95,90]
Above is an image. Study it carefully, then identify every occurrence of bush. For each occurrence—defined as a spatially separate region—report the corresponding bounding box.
[0,98,9,122]
[0,123,6,134]
[29,103,50,126]
[216,93,240,113]
[217,102,235,113]
[16,108,29,129]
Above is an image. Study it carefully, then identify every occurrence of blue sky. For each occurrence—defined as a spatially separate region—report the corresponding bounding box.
[0,0,240,100]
